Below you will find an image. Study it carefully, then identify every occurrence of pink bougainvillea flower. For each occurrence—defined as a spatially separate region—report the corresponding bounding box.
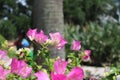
[11,58,20,74]
[72,40,81,51]
[19,66,32,78]
[49,32,67,49]
[11,58,32,78]
[0,50,7,58]
[35,30,48,44]
[0,50,12,67]
[17,60,32,78]
[26,28,37,41]
[82,50,91,62]
[34,71,50,80]
[54,59,68,74]
[53,59,84,80]
[51,72,67,80]
[67,67,84,80]
[34,59,84,80]
[0,66,10,80]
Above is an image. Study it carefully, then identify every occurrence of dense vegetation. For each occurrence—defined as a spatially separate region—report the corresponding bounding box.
[0,0,32,39]
[65,23,120,66]
[0,0,120,67]
[0,0,115,39]
[63,0,112,25]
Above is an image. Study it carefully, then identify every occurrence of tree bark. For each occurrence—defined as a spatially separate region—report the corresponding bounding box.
[33,0,65,59]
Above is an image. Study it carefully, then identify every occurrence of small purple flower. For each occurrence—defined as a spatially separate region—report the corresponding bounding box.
[72,40,81,51]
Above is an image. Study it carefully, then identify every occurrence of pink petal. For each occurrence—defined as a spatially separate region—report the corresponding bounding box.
[49,32,67,49]
[72,40,81,51]
[82,50,91,62]
[67,67,84,80]
[34,71,50,80]
[54,59,68,74]
[11,58,32,78]
[82,55,90,62]
[19,67,32,78]
[51,72,67,80]
[26,28,37,41]
[35,30,48,44]
[0,50,7,58]
[0,66,10,80]
[11,58,20,74]
[85,50,91,56]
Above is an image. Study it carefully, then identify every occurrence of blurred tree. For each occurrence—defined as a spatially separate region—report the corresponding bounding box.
[63,0,112,25]
[33,0,65,59]
[0,0,32,40]
[0,0,118,39]
[0,0,117,40]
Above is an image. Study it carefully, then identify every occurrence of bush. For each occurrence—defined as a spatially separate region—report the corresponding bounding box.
[0,20,16,40]
[65,23,120,66]
[0,34,6,48]
[63,0,112,25]
[0,28,88,80]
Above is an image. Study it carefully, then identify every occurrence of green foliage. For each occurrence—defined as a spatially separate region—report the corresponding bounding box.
[10,14,31,32]
[0,34,87,79]
[0,0,115,39]
[65,23,120,66]
[63,0,112,25]
[0,20,16,40]
[102,65,120,80]
[0,34,6,48]
[0,0,32,40]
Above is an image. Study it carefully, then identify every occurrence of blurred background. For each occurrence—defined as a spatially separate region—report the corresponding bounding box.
[0,0,120,67]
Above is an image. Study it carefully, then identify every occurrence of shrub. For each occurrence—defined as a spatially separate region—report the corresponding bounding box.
[0,20,16,40]
[63,0,112,25]
[0,34,6,48]
[65,23,120,66]
[0,28,90,80]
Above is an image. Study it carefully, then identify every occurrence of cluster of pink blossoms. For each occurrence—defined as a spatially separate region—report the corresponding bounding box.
[71,40,91,61]
[0,66,10,80]
[27,28,91,61]
[0,50,32,79]
[0,50,85,80]
[35,59,84,80]
[0,50,12,67]
[11,58,32,78]
[27,28,67,50]
[0,50,11,79]
[0,28,91,80]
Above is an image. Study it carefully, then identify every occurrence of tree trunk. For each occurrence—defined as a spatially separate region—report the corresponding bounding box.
[32,0,65,60]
